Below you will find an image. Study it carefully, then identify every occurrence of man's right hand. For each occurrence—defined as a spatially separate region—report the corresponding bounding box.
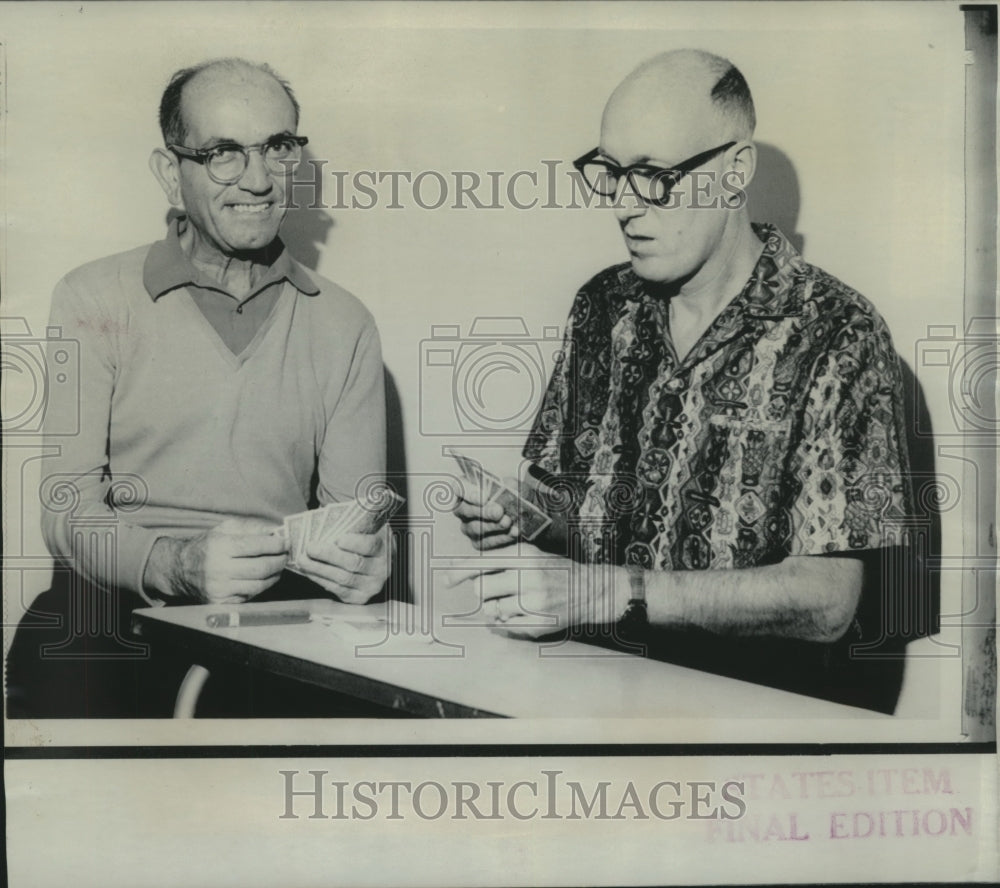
[145,518,289,603]
[452,476,522,550]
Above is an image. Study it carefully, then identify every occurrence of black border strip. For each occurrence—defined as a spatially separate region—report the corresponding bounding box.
[5,742,996,759]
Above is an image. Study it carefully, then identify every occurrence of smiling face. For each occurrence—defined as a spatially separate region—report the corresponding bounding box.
[599,59,742,286]
[164,66,297,256]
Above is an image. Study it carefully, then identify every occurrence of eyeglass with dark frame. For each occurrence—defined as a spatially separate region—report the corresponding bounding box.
[168,134,309,185]
[572,141,737,207]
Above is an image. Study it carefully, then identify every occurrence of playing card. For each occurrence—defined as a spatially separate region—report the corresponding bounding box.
[490,485,552,541]
[348,488,404,535]
[283,511,311,568]
[471,464,502,501]
[303,509,317,549]
[445,447,501,499]
[283,490,405,583]
[443,446,473,480]
[328,499,365,538]
[314,501,354,544]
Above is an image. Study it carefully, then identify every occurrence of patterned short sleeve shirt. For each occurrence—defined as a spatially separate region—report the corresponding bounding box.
[524,224,913,572]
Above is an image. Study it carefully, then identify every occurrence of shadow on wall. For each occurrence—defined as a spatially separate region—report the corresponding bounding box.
[841,357,942,713]
[281,211,335,272]
[747,142,805,255]
[898,358,943,640]
[280,147,336,270]
[383,369,413,603]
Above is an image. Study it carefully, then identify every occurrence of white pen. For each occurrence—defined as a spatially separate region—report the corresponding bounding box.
[206,609,312,628]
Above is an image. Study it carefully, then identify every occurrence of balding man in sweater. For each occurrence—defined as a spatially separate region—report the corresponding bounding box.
[7,59,389,717]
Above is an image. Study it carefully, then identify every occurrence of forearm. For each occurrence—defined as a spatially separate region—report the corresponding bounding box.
[641,556,863,643]
[142,520,288,604]
[142,536,194,602]
[474,550,861,646]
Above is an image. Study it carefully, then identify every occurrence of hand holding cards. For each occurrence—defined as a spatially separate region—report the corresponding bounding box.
[446,447,552,543]
[282,488,403,601]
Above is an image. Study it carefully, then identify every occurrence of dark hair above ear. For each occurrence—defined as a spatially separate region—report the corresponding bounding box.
[157,58,300,146]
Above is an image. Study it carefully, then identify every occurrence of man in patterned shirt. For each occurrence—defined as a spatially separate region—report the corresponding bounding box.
[454,49,917,712]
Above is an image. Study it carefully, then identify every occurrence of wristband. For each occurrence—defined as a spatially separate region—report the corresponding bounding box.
[619,565,648,639]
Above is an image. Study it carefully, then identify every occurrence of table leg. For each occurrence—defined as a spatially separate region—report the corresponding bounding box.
[173,664,211,718]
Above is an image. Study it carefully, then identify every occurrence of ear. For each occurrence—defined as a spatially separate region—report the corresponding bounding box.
[149,147,184,207]
[728,141,757,191]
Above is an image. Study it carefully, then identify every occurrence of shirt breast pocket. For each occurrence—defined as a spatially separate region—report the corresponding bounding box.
[706,416,794,490]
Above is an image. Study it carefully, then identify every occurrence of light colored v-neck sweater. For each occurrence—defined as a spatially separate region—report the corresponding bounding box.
[41,242,386,597]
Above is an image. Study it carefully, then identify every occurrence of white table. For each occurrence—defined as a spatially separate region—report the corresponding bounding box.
[132,598,877,719]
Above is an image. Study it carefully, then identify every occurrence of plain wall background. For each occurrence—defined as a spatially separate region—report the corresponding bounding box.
[1,2,972,730]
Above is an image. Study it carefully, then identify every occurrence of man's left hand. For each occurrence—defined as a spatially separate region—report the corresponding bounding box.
[302,525,392,604]
[449,553,627,639]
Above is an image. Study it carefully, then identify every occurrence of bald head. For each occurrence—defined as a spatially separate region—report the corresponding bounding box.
[594,50,759,287]
[159,58,299,146]
[601,50,755,163]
